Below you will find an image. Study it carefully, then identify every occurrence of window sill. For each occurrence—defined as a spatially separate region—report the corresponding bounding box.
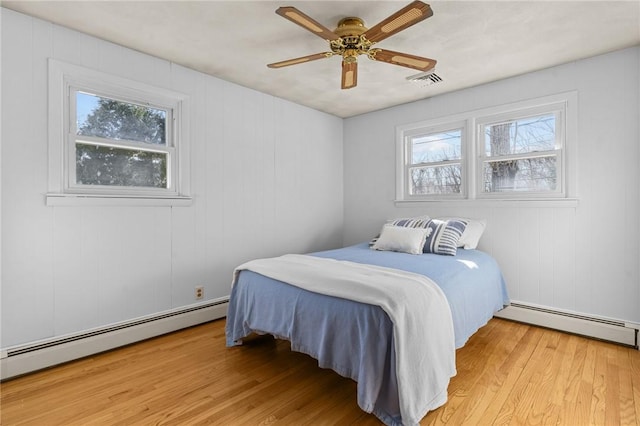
[46,193,193,207]
[394,198,579,208]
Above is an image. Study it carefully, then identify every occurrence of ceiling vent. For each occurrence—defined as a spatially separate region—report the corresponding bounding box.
[406,70,443,87]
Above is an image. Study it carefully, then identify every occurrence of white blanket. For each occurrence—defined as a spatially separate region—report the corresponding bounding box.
[233,254,456,425]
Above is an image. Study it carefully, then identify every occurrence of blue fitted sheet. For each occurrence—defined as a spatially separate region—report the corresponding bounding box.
[226,243,509,425]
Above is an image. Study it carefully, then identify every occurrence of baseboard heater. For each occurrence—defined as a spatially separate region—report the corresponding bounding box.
[495,302,639,349]
[1,298,229,381]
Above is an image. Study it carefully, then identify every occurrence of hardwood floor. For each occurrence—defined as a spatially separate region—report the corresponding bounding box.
[2,318,639,425]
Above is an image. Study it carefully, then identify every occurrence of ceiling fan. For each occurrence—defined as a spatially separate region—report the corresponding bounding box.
[267,1,436,90]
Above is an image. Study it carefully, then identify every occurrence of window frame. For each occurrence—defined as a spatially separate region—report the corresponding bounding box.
[395,92,577,204]
[396,119,469,201]
[48,59,191,206]
[475,102,567,199]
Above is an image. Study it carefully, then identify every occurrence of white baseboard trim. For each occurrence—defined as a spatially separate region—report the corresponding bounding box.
[1,299,228,380]
[495,301,638,349]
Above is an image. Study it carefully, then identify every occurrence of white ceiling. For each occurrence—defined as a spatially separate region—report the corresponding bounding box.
[3,1,639,118]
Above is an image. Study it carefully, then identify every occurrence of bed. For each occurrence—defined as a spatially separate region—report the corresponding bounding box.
[226,228,509,425]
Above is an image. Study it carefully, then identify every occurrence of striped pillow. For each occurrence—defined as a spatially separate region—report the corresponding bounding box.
[387,216,431,228]
[423,219,467,256]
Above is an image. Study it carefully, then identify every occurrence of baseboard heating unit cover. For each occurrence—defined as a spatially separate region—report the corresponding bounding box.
[1,299,229,380]
[495,302,638,349]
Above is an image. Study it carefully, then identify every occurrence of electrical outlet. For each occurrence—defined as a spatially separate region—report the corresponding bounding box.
[195,286,204,300]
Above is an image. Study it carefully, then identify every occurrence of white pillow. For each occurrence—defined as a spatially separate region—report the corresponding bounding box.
[369,215,430,247]
[371,225,430,255]
[438,217,486,249]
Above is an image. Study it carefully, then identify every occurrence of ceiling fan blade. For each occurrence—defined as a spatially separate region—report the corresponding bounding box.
[276,6,341,41]
[370,49,436,71]
[341,61,358,89]
[363,1,433,44]
[267,52,334,68]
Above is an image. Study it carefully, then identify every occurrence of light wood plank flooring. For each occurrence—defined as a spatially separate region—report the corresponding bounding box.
[2,318,639,425]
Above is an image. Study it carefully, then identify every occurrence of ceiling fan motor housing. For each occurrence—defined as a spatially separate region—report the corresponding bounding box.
[330,17,377,62]
[334,17,368,37]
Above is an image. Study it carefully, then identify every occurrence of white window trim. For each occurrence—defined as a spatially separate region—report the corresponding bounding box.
[396,116,471,202]
[47,59,192,206]
[475,97,570,199]
[395,91,577,204]
[68,86,176,196]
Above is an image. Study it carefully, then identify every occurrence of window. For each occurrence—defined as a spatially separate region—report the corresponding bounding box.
[72,90,172,191]
[48,60,190,205]
[396,93,575,203]
[477,105,564,198]
[400,122,466,199]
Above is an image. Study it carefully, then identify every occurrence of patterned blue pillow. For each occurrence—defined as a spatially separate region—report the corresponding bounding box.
[388,216,431,228]
[423,219,467,256]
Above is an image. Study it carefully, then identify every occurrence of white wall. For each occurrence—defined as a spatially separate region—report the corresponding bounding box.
[2,7,638,354]
[344,47,640,324]
[1,9,344,349]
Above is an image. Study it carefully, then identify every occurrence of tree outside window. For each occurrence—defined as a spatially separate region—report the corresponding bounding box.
[73,92,171,190]
[482,113,558,193]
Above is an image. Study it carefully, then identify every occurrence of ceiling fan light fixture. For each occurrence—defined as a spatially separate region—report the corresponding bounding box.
[343,49,359,63]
